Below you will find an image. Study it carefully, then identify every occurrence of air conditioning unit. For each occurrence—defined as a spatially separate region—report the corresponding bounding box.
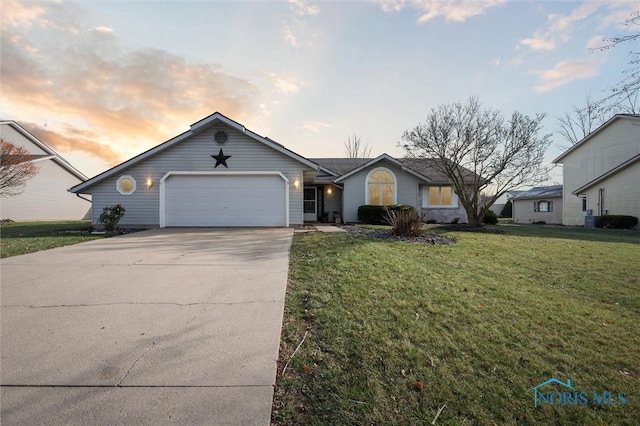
[584,215,596,228]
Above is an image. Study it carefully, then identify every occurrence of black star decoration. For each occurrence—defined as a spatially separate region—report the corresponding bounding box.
[211,148,231,168]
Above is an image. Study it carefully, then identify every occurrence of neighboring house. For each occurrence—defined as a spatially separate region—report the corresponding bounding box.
[553,114,640,226]
[0,121,90,221]
[509,185,563,224]
[486,190,525,216]
[71,112,478,227]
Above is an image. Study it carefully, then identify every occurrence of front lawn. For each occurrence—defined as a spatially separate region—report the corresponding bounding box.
[273,224,640,424]
[0,221,105,258]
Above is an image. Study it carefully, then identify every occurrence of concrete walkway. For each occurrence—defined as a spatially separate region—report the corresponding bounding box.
[0,228,294,425]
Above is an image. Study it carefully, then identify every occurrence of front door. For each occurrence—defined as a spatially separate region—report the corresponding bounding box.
[303,187,317,222]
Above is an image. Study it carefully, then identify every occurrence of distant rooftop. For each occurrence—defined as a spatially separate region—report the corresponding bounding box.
[510,185,563,200]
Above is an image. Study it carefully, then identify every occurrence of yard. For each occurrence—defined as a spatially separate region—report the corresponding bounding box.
[0,221,105,258]
[273,224,640,425]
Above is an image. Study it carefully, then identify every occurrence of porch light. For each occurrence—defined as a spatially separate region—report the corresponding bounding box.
[327,187,332,194]
[146,178,153,189]
[293,179,299,189]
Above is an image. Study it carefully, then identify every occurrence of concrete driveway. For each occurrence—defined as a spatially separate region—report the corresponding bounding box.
[0,228,293,425]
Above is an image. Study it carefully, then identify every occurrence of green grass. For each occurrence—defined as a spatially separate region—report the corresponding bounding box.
[273,224,640,425]
[0,221,105,258]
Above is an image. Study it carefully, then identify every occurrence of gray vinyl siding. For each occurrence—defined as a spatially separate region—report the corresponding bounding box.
[0,160,90,221]
[322,186,342,222]
[341,160,422,222]
[87,125,313,226]
[419,185,470,223]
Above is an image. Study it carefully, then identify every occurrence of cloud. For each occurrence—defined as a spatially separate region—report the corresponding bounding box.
[21,123,123,164]
[282,0,320,47]
[289,0,319,17]
[585,34,608,50]
[1,0,265,169]
[518,1,608,51]
[300,121,332,132]
[520,31,556,51]
[533,56,603,92]
[267,73,302,94]
[283,27,298,47]
[377,0,505,23]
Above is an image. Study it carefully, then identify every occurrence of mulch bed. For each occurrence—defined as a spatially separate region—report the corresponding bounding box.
[340,225,456,245]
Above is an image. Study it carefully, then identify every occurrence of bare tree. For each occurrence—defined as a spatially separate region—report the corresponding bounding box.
[557,95,607,147]
[344,134,371,158]
[590,11,639,113]
[401,96,551,227]
[0,139,38,197]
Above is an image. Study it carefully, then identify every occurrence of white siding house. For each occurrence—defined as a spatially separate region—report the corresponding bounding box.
[553,114,640,226]
[0,121,90,221]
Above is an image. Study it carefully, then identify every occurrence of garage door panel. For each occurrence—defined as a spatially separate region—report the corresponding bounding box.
[165,175,286,227]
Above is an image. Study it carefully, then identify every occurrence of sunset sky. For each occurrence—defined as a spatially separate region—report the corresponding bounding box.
[2,0,637,184]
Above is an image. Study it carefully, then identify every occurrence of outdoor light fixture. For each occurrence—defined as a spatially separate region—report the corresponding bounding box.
[327,187,333,194]
[293,179,299,188]
[146,178,153,189]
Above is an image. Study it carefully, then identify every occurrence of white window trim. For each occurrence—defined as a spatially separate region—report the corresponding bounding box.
[116,175,137,195]
[365,167,397,205]
[422,186,458,209]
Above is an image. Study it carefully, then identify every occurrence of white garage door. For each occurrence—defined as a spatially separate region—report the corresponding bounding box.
[164,174,287,227]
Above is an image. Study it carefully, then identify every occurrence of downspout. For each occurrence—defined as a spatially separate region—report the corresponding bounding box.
[75,193,91,203]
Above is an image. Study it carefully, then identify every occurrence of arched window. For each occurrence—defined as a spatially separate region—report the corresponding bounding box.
[366,168,396,205]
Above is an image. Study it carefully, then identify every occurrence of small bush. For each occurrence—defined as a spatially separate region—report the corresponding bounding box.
[358,204,417,225]
[532,220,546,225]
[500,201,513,218]
[98,204,126,231]
[482,208,499,225]
[385,208,423,237]
[451,217,460,224]
[596,215,638,229]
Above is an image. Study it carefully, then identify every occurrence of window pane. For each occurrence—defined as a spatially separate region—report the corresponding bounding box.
[441,187,451,206]
[382,184,394,205]
[369,185,380,205]
[304,201,316,213]
[539,201,548,212]
[370,170,393,183]
[429,187,440,206]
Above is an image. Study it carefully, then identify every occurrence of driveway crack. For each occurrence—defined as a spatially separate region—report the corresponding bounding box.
[116,342,155,387]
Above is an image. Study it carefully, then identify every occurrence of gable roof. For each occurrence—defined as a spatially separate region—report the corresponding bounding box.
[312,156,485,184]
[71,112,319,193]
[327,154,432,183]
[571,153,640,195]
[510,185,563,200]
[553,114,640,163]
[0,120,88,181]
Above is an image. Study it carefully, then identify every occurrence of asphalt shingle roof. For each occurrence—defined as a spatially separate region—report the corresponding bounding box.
[310,157,469,184]
[510,185,563,200]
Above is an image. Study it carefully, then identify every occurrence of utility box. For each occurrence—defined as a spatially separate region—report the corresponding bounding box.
[584,215,596,228]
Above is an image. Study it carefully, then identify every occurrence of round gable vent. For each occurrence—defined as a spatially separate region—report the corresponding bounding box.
[214,131,228,145]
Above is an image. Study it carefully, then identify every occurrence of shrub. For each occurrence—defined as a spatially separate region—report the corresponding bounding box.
[500,200,512,218]
[385,208,423,237]
[357,204,417,225]
[482,208,499,225]
[98,204,126,231]
[596,215,638,229]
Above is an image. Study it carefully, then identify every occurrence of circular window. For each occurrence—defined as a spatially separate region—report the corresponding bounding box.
[214,131,228,145]
[116,175,137,195]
